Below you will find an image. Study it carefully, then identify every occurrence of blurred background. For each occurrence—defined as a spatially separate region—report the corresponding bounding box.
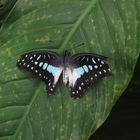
[90,55,140,140]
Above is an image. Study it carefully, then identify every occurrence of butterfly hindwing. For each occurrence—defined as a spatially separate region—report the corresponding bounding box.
[67,53,112,99]
[16,51,63,95]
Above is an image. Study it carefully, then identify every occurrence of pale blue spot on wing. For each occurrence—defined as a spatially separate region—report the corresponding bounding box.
[73,69,80,79]
[47,65,59,76]
[88,65,93,70]
[94,65,98,69]
[73,67,85,79]
[34,61,38,65]
[72,67,85,86]
[37,55,41,60]
[43,63,48,70]
[76,67,84,75]
[83,65,89,72]
[39,62,43,67]
[92,58,96,64]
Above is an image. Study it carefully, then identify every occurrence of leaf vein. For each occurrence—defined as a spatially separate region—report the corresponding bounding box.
[12,83,41,139]
[60,0,97,51]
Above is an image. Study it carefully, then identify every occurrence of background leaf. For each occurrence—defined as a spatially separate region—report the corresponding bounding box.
[0,0,140,140]
[0,0,17,27]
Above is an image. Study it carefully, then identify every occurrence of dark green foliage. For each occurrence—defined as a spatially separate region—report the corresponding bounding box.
[0,0,139,139]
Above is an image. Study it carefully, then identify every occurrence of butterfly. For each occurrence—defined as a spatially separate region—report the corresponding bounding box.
[16,50,112,99]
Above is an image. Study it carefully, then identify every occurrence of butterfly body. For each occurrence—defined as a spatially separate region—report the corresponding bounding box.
[17,50,111,99]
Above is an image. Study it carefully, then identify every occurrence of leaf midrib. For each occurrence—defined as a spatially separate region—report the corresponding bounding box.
[13,83,41,139]
[59,0,97,51]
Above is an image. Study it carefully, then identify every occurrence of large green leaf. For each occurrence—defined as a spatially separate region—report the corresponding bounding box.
[0,0,139,139]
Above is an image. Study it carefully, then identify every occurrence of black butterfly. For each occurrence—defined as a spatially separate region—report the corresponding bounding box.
[16,50,112,99]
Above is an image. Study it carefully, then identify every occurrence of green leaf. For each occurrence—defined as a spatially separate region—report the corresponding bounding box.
[0,0,17,27]
[0,0,140,139]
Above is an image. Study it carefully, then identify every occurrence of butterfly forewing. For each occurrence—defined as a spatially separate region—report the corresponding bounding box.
[17,51,63,95]
[67,53,112,99]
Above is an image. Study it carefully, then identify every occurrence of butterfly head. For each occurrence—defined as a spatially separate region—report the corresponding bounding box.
[64,50,71,57]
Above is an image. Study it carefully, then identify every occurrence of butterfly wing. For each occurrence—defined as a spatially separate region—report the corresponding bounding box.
[66,53,112,99]
[16,51,63,95]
